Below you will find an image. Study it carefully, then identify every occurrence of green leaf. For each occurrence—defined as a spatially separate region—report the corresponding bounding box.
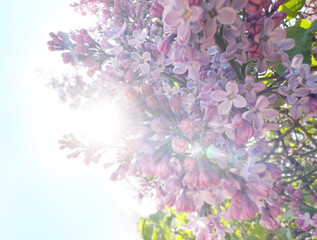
[279,0,305,20]
[295,19,311,29]
[250,224,267,240]
[138,218,154,240]
[284,0,305,11]
[158,220,172,240]
[149,211,165,223]
[279,5,298,20]
[286,20,317,66]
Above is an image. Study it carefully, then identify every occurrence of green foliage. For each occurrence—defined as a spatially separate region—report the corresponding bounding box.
[138,209,195,240]
[286,20,317,66]
[273,227,293,240]
[279,0,305,20]
[249,224,267,240]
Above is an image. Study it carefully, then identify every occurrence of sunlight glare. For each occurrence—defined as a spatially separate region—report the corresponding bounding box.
[76,102,124,145]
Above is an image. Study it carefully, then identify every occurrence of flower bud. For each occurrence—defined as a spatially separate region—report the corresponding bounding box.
[175,192,195,213]
[157,158,170,179]
[146,95,158,108]
[198,160,221,188]
[140,83,154,97]
[124,86,139,102]
[150,2,164,18]
[170,94,182,114]
[189,0,202,5]
[179,119,193,133]
[232,113,243,128]
[172,138,188,153]
[182,170,198,190]
[184,157,196,170]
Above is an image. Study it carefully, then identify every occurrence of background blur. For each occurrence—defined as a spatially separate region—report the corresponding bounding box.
[0,1,148,239]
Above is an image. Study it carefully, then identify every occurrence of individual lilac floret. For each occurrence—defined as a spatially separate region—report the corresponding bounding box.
[201,0,237,38]
[211,81,247,115]
[163,0,203,46]
[254,18,286,55]
[130,52,151,75]
[223,26,249,55]
[298,64,317,90]
[289,96,310,119]
[191,34,214,64]
[242,95,278,131]
[128,29,148,48]
[277,77,310,104]
[239,76,266,103]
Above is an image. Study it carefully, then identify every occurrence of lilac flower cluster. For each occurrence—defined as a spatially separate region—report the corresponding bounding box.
[48,0,317,238]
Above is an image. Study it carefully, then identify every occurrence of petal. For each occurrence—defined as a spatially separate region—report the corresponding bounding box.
[225,81,238,94]
[173,63,188,74]
[223,28,235,42]
[277,86,290,96]
[291,54,303,69]
[270,28,286,42]
[263,41,273,55]
[211,90,228,101]
[204,18,217,38]
[177,21,191,45]
[260,108,278,120]
[233,95,247,108]
[255,95,269,109]
[226,42,238,54]
[263,19,274,35]
[289,77,299,90]
[246,91,256,103]
[163,9,184,28]
[142,52,151,61]
[242,110,254,121]
[189,6,203,22]
[293,87,310,97]
[251,163,266,173]
[218,100,232,114]
[279,38,295,51]
[257,59,268,73]
[140,63,150,74]
[175,0,189,10]
[253,114,264,131]
[287,95,298,105]
[131,52,141,61]
[253,82,266,92]
[217,7,236,24]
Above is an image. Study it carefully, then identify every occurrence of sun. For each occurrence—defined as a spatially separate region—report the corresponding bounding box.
[74,101,124,145]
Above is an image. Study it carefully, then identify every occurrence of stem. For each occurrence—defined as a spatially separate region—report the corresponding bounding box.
[284,113,317,148]
[160,72,185,87]
[214,33,244,82]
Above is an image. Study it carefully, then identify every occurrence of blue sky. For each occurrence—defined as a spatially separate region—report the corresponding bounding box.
[0,1,148,239]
